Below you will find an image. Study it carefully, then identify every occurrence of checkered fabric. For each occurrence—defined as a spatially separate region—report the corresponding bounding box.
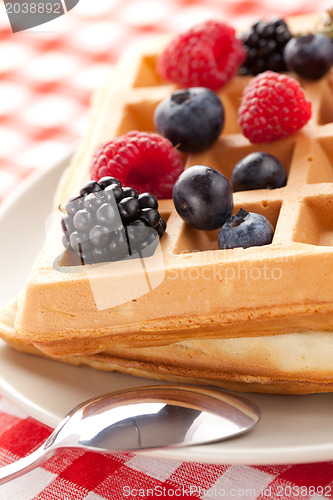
[2,398,333,500]
[1,0,333,498]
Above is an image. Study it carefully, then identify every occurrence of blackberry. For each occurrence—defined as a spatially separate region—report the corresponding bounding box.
[60,177,166,265]
[240,17,292,75]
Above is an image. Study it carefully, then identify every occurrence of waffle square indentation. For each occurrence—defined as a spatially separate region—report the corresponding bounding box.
[173,199,282,254]
[132,55,165,88]
[187,136,295,187]
[293,195,333,246]
[306,138,333,184]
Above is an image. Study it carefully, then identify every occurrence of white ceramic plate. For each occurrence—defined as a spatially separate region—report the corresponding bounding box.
[1,159,333,466]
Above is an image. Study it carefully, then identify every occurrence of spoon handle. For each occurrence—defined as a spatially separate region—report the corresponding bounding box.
[0,446,53,485]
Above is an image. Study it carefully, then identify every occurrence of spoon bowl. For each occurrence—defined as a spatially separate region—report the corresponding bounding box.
[0,384,260,485]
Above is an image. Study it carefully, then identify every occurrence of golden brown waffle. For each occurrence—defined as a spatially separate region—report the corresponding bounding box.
[3,295,333,394]
[3,13,333,393]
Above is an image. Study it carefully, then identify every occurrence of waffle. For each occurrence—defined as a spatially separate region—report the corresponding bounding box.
[2,295,333,394]
[2,12,333,393]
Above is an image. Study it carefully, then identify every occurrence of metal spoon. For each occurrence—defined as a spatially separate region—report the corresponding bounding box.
[0,384,260,485]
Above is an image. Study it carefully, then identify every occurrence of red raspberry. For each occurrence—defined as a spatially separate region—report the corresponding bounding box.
[238,71,311,143]
[157,20,245,90]
[90,131,183,199]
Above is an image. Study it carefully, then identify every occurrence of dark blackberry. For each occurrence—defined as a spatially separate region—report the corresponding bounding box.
[73,209,92,232]
[140,208,160,228]
[84,192,104,211]
[127,220,149,247]
[138,192,158,210]
[240,17,292,75]
[69,231,92,253]
[65,195,84,216]
[118,197,140,222]
[122,187,138,198]
[104,183,123,203]
[156,217,167,236]
[79,180,102,196]
[98,176,122,189]
[89,225,111,248]
[95,203,117,225]
[60,176,167,265]
[108,228,129,261]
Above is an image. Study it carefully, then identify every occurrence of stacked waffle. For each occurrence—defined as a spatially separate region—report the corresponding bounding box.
[2,13,333,394]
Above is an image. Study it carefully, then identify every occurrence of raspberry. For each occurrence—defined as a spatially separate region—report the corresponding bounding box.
[90,131,183,199]
[238,71,311,143]
[157,20,245,90]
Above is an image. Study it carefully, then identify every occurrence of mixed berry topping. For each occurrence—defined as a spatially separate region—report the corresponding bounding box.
[61,177,166,265]
[64,15,333,260]
[284,33,333,80]
[240,17,292,75]
[238,71,312,143]
[217,208,274,249]
[154,87,224,153]
[157,20,245,90]
[172,165,233,231]
[90,131,183,199]
[232,152,287,192]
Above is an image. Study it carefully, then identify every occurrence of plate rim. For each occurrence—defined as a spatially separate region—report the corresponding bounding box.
[1,157,333,466]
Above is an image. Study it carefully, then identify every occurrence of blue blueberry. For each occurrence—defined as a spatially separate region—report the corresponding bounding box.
[172,165,233,230]
[284,34,333,80]
[154,87,224,153]
[217,208,274,249]
[232,152,287,192]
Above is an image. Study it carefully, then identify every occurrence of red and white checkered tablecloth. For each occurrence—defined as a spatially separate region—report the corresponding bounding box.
[1,0,333,498]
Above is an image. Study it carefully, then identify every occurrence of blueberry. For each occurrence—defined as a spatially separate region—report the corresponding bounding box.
[284,34,333,80]
[172,165,233,230]
[217,208,274,249]
[154,87,224,153]
[232,152,287,192]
